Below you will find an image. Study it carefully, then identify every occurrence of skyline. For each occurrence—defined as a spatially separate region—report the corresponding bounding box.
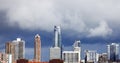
[0,0,120,62]
[0,26,119,61]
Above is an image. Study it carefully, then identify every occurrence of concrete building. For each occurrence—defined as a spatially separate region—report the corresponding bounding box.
[0,53,12,63]
[107,43,119,61]
[50,47,61,59]
[5,38,25,62]
[50,26,62,60]
[85,50,98,63]
[12,38,25,60]
[62,40,81,63]
[62,51,80,63]
[34,34,41,62]
[5,42,15,63]
[8,54,12,63]
[73,40,81,61]
[98,53,108,63]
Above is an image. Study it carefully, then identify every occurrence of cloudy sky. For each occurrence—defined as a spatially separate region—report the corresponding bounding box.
[0,0,120,61]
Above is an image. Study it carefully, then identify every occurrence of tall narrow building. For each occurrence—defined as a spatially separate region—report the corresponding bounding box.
[12,38,25,60]
[73,40,81,61]
[34,34,41,62]
[54,26,61,47]
[50,26,62,60]
[5,42,15,63]
[107,43,119,61]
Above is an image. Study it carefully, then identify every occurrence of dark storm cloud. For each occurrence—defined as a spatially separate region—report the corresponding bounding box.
[0,0,120,61]
[1,0,120,38]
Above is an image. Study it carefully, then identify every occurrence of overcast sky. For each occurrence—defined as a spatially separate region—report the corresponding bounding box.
[0,0,120,61]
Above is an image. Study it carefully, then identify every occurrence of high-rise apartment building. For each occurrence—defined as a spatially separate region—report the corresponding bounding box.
[107,43,119,61]
[12,38,25,60]
[50,26,62,60]
[5,38,25,62]
[34,34,41,62]
[5,42,15,63]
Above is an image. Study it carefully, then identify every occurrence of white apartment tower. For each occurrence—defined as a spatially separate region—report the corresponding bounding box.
[12,38,25,60]
[62,40,81,63]
[85,50,98,63]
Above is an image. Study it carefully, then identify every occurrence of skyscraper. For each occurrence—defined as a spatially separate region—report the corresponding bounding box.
[34,34,41,62]
[50,26,62,60]
[107,43,119,61]
[54,26,61,47]
[12,38,25,60]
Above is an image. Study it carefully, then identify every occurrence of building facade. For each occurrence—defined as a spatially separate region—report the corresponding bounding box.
[5,38,25,62]
[73,40,81,61]
[12,38,25,60]
[54,26,61,47]
[34,34,41,62]
[5,42,15,63]
[0,53,12,63]
[62,40,81,63]
[62,51,80,63]
[50,47,61,60]
[50,26,62,60]
[107,43,119,61]
[85,50,98,63]
[98,53,108,63]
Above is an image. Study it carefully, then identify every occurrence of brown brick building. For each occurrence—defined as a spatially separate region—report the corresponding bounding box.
[5,42,15,63]
[17,59,48,63]
[34,34,41,62]
[17,59,28,63]
[49,59,63,63]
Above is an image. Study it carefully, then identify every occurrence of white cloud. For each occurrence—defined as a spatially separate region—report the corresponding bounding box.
[0,0,120,37]
[88,21,112,37]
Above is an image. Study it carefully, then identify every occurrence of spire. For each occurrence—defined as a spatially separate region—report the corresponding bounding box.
[35,34,40,38]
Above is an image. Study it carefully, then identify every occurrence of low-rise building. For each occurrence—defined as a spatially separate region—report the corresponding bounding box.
[0,53,12,63]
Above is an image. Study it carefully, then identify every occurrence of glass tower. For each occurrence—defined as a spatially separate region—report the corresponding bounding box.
[54,26,61,47]
[107,43,119,61]
[50,26,62,60]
